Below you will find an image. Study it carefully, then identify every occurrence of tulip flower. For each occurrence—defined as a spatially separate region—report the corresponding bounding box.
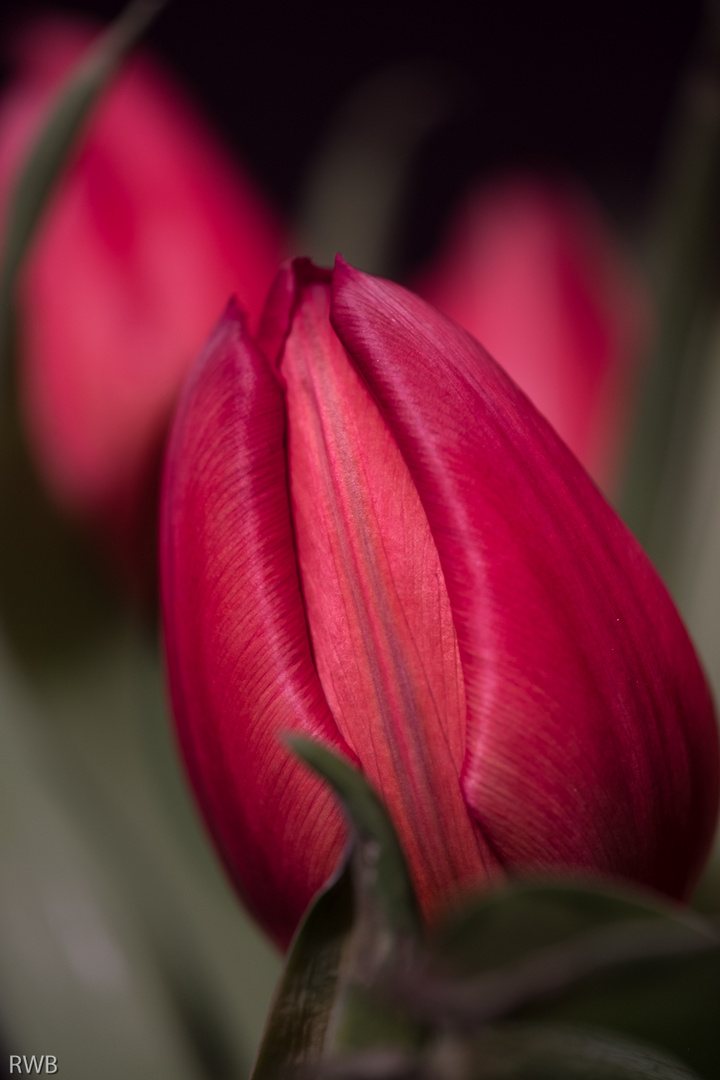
[414,178,651,495]
[161,256,718,950]
[0,18,283,594]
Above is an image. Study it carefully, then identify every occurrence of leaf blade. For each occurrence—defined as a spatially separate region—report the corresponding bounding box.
[288,736,421,939]
[251,858,354,1080]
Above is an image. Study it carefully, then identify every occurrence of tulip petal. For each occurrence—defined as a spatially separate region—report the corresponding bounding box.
[274,266,500,921]
[161,301,351,948]
[331,258,719,900]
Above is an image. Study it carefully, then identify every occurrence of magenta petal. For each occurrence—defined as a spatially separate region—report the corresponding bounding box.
[161,302,352,948]
[256,258,331,368]
[279,272,501,922]
[331,258,719,901]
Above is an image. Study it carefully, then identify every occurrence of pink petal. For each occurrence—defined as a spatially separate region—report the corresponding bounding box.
[161,302,350,949]
[277,263,501,922]
[332,258,719,901]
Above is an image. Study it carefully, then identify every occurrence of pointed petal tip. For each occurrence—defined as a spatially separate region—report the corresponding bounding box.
[221,294,247,323]
[257,258,333,368]
[294,256,333,285]
[199,294,251,359]
[333,253,363,288]
[256,261,298,368]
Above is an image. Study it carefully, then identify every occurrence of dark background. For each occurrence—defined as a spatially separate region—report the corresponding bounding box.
[0,0,706,271]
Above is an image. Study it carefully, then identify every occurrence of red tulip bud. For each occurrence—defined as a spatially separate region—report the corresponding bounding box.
[161,257,718,949]
[414,178,652,495]
[0,19,284,595]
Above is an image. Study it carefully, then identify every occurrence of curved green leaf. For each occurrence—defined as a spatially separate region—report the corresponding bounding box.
[528,942,720,1078]
[435,881,714,975]
[278,739,426,1060]
[419,881,720,1078]
[288,737,420,938]
[251,858,354,1079]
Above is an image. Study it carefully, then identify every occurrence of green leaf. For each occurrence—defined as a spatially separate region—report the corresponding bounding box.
[527,937,720,1078]
[435,881,711,975]
[416,881,720,1078]
[288,737,420,939]
[0,0,163,370]
[462,1023,704,1079]
[273,739,426,1061]
[251,858,355,1079]
[277,1024,703,1079]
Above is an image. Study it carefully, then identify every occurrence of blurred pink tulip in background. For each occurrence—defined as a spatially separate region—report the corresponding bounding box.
[0,18,284,595]
[415,178,652,495]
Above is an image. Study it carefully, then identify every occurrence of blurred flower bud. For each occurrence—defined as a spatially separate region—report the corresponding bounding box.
[0,18,284,597]
[414,178,652,496]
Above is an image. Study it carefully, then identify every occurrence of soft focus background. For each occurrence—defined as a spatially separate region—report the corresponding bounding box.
[0,0,702,267]
[0,0,717,1077]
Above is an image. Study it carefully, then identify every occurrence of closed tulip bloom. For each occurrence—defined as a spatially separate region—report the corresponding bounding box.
[161,257,718,949]
[0,19,283,593]
[415,178,651,495]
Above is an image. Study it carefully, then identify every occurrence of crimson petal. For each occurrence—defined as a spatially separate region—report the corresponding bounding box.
[161,301,351,948]
[276,266,501,922]
[331,257,719,900]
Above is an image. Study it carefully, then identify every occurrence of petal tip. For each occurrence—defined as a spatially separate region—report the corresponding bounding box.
[257,258,333,367]
[221,294,247,324]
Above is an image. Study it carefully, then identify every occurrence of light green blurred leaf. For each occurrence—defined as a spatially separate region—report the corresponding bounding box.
[0,643,207,1079]
[34,621,283,1075]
